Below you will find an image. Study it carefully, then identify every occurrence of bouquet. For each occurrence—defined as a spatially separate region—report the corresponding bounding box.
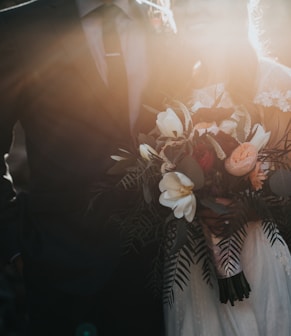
[104,100,291,306]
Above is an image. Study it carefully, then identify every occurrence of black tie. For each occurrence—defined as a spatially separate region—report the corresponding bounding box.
[101,4,129,133]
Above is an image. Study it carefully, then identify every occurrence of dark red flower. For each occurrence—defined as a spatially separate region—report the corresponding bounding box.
[193,143,215,173]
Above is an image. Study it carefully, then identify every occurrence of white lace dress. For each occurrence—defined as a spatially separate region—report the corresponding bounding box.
[164,58,291,336]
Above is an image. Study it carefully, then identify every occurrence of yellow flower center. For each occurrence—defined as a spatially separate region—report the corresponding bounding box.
[179,185,193,196]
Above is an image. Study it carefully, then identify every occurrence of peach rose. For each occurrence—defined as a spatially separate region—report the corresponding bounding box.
[224,142,258,176]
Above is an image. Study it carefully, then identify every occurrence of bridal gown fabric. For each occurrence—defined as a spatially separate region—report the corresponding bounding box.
[164,58,291,336]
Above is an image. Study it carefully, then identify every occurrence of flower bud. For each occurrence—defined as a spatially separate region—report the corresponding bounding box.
[139,144,158,161]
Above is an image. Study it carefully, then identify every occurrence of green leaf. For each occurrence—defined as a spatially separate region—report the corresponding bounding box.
[200,198,230,214]
[138,133,157,148]
[269,168,291,197]
[143,183,152,204]
[107,159,132,175]
[166,220,187,255]
[176,155,205,190]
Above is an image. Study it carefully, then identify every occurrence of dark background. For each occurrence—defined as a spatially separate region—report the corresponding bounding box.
[0,0,290,335]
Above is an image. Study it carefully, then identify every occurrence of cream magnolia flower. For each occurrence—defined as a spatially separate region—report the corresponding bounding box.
[139,144,159,161]
[156,108,183,137]
[250,124,271,151]
[159,172,196,222]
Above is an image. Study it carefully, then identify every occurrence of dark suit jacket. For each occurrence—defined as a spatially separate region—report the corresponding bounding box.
[0,0,159,296]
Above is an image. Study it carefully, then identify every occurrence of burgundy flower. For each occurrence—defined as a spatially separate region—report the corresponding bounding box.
[193,143,215,173]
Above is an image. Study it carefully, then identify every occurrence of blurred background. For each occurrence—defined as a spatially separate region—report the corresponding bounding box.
[258,0,291,67]
[0,0,290,335]
[0,0,291,66]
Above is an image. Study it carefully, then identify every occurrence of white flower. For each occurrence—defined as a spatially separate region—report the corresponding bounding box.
[159,172,196,222]
[156,108,183,137]
[219,120,238,135]
[139,144,159,161]
[250,124,271,151]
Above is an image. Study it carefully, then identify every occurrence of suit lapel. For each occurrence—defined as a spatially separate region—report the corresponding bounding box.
[47,0,152,136]
[48,0,109,103]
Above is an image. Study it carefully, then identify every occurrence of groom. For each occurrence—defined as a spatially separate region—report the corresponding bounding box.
[0,0,164,335]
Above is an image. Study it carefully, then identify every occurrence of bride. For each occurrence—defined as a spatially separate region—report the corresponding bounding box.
[159,0,291,335]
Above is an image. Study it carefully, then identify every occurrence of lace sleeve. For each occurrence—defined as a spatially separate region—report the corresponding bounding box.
[254,58,291,112]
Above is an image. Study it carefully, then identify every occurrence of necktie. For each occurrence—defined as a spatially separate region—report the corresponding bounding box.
[101,4,129,133]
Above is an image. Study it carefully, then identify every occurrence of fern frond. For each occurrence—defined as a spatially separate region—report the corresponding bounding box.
[216,229,246,278]
[262,217,285,246]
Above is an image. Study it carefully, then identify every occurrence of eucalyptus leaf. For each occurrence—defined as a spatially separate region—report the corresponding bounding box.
[176,156,205,190]
[269,168,291,197]
[169,221,188,255]
[200,198,230,215]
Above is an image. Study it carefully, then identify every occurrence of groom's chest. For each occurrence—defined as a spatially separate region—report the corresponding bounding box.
[19,3,150,130]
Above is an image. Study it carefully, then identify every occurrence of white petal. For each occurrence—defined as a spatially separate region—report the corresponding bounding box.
[110,155,126,161]
[250,124,271,151]
[191,101,204,113]
[156,108,183,137]
[173,194,196,221]
[219,120,237,134]
[159,172,180,192]
[206,134,226,160]
[159,193,176,208]
[139,144,158,161]
[184,195,196,222]
[173,197,188,219]
[164,189,185,200]
[175,172,194,188]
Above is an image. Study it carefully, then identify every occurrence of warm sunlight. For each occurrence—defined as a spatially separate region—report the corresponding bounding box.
[249,0,291,63]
